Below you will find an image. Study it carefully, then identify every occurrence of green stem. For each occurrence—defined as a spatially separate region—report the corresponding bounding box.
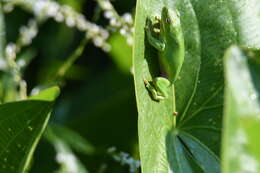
[53,38,88,81]
[172,84,177,127]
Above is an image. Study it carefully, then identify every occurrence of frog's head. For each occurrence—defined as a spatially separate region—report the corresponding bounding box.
[161,7,181,35]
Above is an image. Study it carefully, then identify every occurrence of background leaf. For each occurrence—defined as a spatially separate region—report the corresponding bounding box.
[0,87,59,172]
[133,0,237,172]
[222,46,260,173]
[226,0,260,49]
[45,126,89,173]
[47,124,95,155]
[108,33,132,74]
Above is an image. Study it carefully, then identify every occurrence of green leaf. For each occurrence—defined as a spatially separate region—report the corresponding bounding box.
[28,86,60,101]
[222,46,260,172]
[45,127,89,173]
[133,0,237,172]
[47,124,95,155]
[226,0,260,49]
[0,87,59,172]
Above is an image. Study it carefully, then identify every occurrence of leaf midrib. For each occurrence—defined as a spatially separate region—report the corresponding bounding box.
[0,103,50,172]
[0,104,46,157]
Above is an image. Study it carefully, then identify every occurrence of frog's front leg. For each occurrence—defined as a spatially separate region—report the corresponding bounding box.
[144,77,171,101]
[145,18,165,51]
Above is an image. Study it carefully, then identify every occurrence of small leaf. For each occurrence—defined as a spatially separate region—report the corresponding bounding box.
[28,86,60,101]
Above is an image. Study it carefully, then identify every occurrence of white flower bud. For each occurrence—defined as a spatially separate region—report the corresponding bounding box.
[54,12,64,22]
[102,44,111,52]
[109,18,118,27]
[104,11,114,19]
[93,37,104,47]
[47,2,59,17]
[100,1,113,10]
[76,15,88,31]
[5,43,17,60]
[120,28,127,36]
[66,17,76,27]
[122,13,133,24]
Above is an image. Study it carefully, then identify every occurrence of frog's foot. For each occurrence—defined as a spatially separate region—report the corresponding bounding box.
[154,16,161,22]
[154,77,171,91]
[152,16,161,33]
[144,77,170,101]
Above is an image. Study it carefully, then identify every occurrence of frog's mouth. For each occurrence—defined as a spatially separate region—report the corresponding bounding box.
[160,72,168,79]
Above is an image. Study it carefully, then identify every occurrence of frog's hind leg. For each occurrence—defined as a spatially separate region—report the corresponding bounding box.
[144,79,166,101]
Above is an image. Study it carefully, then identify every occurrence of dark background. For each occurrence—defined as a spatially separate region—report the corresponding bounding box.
[5,0,138,172]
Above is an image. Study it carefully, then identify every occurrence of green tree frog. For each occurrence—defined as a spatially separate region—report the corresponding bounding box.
[144,7,185,101]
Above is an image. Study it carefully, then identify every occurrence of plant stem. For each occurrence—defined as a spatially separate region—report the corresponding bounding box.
[54,38,88,81]
[172,85,177,127]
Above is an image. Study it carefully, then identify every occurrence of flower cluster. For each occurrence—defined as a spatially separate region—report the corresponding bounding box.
[4,18,38,99]
[107,147,140,173]
[5,42,27,99]
[18,19,38,48]
[5,43,16,61]
[98,0,134,45]
[5,43,26,99]
[5,19,38,61]
[2,0,135,99]
[3,0,111,51]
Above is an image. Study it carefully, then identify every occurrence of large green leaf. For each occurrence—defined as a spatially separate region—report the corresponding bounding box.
[0,87,59,172]
[133,0,237,172]
[226,0,260,49]
[222,46,260,172]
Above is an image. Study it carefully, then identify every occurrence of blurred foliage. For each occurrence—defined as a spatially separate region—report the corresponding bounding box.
[108,33,132,74]
[4,0,138,172]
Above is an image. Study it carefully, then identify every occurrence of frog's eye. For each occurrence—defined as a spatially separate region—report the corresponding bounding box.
[165,18,171,24]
